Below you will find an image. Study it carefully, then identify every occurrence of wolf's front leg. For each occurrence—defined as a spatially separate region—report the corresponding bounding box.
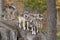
[23,20,26,30]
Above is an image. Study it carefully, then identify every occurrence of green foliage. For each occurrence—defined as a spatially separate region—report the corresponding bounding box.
[24,0,47,11]
[57,32,60,40]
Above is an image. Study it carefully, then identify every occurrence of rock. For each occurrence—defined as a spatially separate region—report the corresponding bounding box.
[10,30,17,40]
[0,28,10,40]
[0,27,18,40]
[18,38,24,40]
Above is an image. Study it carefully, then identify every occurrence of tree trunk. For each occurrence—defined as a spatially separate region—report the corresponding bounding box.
[46,0,57,40]
[0,0,2,20]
